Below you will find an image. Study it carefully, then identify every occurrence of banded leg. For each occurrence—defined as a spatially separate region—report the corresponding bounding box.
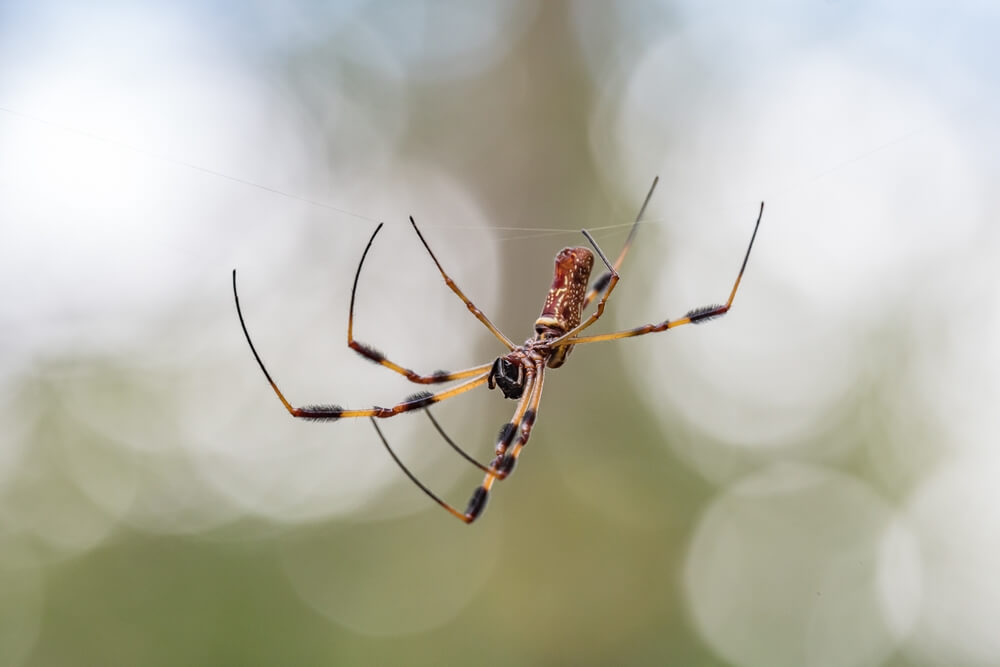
[409,216,515,351]
[487,363,538,470]
[371,372,538,524]
[558,201,764,347]
[434,360,544,524]
[234,268,491,419]
[348,222,492,384]
[460,364,542,522]
[582,176,659,308]
[487,363,546,482]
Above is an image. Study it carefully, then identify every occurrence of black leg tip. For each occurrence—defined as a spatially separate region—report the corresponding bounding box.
[465,486,489,520]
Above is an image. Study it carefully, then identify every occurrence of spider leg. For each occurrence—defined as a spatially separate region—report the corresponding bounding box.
[233,268,491,419]
[424,407,492,473]
[444,360,546,523]
[371,372,538,524]
[488,362,537,469]
[488,362,546,481]
[551,177,662,346]
[371,418,473,522]
[555,202,764,347]
[409,216,516,351]
[462,365,546,521]
[582,176,658,309]
[348,222,492,384]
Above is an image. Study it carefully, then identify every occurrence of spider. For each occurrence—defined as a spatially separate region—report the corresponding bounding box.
[232,177,763,524]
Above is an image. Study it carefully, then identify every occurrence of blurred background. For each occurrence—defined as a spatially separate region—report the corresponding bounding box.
[1,1,999,665]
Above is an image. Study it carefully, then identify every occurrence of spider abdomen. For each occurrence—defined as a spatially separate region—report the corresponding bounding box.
[534,246,594,335]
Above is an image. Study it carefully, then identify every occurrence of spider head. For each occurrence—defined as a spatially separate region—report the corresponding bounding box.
[488,356,526,400]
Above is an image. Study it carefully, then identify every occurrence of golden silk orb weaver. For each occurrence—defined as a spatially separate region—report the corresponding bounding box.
[233,178,763,524]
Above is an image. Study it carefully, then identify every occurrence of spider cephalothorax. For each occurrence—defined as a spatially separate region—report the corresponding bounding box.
[233,176,764,524]
[487,245,597,399]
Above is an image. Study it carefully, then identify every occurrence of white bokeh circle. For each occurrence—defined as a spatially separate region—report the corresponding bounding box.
[600,42,983,453]
[685,463,919,667]
[904,448,1000,666]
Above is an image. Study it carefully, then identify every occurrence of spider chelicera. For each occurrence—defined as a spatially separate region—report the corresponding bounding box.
[233,177,763,524]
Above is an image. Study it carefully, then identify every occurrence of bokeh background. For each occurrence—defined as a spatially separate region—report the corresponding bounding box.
[2,1,999,665]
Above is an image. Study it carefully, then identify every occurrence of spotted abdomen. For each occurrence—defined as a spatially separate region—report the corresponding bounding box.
[534,246,594,336]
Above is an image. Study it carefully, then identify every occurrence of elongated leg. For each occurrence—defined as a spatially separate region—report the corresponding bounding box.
[582,176,659,308]
[347,222,492,383]
[234,268,491,419]
[460,361,546,523]
[556,202,764,347]
[488,363,545,481]
[371,419,473,522]
[424,408,492,473]
[409,217,515,350]
[371,373,537,524]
